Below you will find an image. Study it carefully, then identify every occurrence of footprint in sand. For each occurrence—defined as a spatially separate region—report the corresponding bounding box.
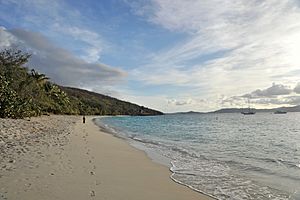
[23,182,32,192]
[95,180,101,185]
[0,193,8,200]
[90,190,96,197]
[86,149,91,154]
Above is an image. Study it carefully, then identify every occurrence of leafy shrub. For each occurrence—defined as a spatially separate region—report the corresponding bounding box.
[0,49,163,118]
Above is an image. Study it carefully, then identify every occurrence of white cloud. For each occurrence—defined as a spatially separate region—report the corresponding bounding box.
[222,83,300,108]
[167,98,194,106]
[244,83,293,98]
[0,28,126,88]
[0,0,107,64]
[286,96,300,105]
[252,96,300,106]
[0,27,15,47]
[127,0,300,109]
[0,0,80,27]
[52,24,107,63]
[124,0,155,17]
[294,83,300,94]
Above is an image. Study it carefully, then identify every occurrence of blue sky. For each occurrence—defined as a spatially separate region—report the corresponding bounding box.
[1,0,300,112]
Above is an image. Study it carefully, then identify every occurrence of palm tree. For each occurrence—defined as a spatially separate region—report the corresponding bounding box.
[30,69,49,86]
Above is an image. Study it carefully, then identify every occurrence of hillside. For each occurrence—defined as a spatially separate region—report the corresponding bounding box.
[60,86,163,116]
[0,49,162,118]
[212,105,300,113]
[166,111,205,115]
[168,105,300,115]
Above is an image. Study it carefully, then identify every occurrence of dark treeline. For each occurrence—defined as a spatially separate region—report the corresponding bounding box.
[0,49,163,118]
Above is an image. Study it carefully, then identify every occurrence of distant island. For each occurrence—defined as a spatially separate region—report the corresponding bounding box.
[212,105,300,113]
[168,111,206,115]
[169,105,300,115]
[0,49,163,119]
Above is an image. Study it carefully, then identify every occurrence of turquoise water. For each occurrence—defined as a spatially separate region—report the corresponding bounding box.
[96,113,300,200]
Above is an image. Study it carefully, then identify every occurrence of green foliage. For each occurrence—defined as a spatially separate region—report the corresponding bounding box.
[0,49,70,118]
[0,75,36,118]
[0,49,163,119]
[60,87,163,116]
[0,50,38,118]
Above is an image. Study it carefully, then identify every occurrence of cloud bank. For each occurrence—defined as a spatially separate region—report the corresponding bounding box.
[0,27,126,88]
[243,83,293,98]
[222,83,300,108]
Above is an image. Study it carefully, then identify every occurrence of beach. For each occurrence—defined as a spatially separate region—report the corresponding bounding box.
[0,115,212,200]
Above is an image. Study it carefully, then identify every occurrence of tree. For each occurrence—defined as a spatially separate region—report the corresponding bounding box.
[0,75,35,118]
[30,69,49,86]
[0,49,39,118]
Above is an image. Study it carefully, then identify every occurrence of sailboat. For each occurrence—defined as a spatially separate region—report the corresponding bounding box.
[274,110,287,114]
[241,99,255,115]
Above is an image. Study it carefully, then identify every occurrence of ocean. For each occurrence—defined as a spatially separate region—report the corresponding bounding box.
[95,113,300,200]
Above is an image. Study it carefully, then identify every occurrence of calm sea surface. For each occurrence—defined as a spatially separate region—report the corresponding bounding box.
[96,113,300,200]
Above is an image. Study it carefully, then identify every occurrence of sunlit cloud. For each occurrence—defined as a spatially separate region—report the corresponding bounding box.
[125,0,300,110]
[243,83,293,98]
[222,83,300,108]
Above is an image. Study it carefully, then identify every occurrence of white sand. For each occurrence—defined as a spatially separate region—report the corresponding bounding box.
[0,116,213,200]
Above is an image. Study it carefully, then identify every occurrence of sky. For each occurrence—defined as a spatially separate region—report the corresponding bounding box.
[1,0,300,112]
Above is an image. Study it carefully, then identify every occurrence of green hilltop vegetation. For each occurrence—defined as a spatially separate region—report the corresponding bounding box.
[60,86,163,116]
[0,49,163,118]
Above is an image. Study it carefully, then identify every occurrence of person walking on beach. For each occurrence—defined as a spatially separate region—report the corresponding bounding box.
[83,115,86,124]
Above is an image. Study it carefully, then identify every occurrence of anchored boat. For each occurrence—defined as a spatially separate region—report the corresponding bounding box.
[241,99,256,115]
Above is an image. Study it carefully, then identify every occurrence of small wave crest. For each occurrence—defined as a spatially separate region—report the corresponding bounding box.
[170,161,219,200]
[95,116,294,200]
[129,136,162,146]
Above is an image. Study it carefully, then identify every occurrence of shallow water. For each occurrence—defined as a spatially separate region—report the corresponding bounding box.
[96,113,300,200]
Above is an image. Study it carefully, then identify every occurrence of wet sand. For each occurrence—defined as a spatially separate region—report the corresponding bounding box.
[0,115,212,200]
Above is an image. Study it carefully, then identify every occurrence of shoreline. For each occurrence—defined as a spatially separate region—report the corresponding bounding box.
[94,117,218,199]
[90,116,215,199]
[0,115,213,200]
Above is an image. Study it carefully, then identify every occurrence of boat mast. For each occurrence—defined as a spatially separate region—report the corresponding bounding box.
[248,99,251,112]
